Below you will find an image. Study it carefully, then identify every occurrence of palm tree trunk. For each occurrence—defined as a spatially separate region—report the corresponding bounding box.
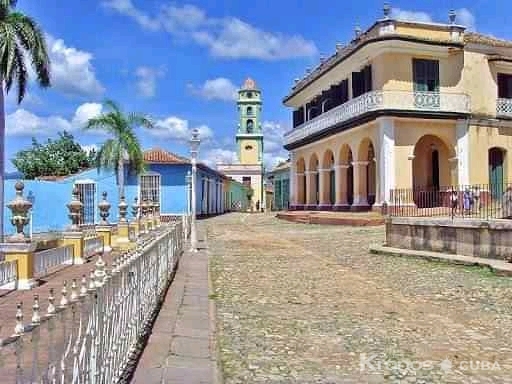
[0,84,5,242]
[118,157,124,199]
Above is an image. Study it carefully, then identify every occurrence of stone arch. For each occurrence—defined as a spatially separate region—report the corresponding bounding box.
[489,147,507,198]
[322,98,334,113]
[356,138,377,206]
[246,106,253,116]
[246,119,254,133]
[413,134,455,207]
[308,153,320,206]
[321,149,336,205]
[337,144,354,207]
[296,157,306,205]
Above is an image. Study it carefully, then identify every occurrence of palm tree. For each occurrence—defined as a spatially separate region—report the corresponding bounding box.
[84,100,154,199]
[0,0,51,240]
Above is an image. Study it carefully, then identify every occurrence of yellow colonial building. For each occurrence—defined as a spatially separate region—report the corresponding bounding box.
[284,5,512,211]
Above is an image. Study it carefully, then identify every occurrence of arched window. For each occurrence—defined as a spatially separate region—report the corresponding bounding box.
[246,106,253,116]
[246,119,254,133]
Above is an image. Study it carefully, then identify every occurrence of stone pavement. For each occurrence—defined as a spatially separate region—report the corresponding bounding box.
[131,228,216,384]
[208,213,512,384]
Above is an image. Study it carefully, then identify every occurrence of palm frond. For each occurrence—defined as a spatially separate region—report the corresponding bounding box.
[103,99,122,114]
[127,112,155,129]
[14,43,27,103]
[84,114,117,134]
[9,12,50,88]
[0,23,18,92]
[96,139,121,172]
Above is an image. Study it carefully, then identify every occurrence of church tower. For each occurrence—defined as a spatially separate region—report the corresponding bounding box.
[217,78,265,211]
[236,78,263,165]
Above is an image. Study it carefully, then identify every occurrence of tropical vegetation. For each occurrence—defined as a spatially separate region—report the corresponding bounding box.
[12,131,96,179]
[84,99,154,198]
[0,0,51,238]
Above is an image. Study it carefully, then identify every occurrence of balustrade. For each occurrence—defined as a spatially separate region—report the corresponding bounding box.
[284,90,471,146]
[0,222,184,383]
[33,245,74,277]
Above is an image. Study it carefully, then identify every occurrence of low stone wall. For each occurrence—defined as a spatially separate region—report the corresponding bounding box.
[386,217,512,260]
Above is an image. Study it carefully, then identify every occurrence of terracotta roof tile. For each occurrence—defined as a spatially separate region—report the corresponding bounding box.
[465,32,512,48]
[143,148,189,164]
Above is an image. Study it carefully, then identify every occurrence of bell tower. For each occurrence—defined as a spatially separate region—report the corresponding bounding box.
[236,78,263,164]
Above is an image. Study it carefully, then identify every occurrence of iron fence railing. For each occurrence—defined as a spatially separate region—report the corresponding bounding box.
[33,245,74,277]
[0,222,184,383]
[388,183,512,220]
[83,237,103,258]
[0,260,17,288]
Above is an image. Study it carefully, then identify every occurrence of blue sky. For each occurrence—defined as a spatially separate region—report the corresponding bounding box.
[5,0,511,172]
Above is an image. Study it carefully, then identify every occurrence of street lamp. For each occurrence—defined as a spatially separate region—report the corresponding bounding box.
[185,170,192,215]
[189,129,200,252]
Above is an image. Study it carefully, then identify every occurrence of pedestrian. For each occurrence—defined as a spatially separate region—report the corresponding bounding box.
[450,189,458,217]
[256,200,260,212]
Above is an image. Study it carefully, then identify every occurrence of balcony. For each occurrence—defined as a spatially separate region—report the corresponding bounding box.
[497,98,512,118]
[284,90,471,147]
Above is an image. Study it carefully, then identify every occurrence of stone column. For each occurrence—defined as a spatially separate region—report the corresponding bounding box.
[351,161,370,211]
[116,195,130,243]
[295,172,304,210]
[456,119,469,186]
[62,186,85,264]
[334,164,350,211]
[305,170,318,210]
[376,117,396,206]
[318,168,332,210]
[289,152,296,208]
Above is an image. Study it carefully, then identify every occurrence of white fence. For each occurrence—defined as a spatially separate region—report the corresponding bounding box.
[0,221,184,383]
[33,245,74,277]
[0,260,17,288]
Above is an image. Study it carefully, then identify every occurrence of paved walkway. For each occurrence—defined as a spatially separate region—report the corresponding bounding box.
[131,228,216,384]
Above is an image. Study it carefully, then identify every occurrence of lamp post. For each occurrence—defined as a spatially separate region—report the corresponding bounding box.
[185,171,192,215]
[189,129,200,252]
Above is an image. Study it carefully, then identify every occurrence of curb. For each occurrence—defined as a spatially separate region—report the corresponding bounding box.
[206,229,225,384]
[370,245,512,276]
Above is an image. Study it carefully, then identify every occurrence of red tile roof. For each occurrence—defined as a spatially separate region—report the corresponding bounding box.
[143,148,189,164]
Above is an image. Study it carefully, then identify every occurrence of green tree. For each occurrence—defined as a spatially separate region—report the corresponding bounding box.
[0,0,51,239]
[84,100,153,198]
[11,131,93,179]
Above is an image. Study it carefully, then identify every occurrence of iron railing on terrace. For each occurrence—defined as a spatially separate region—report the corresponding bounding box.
[284,90,471,146]
[33,245,74,278]
[0,220,185,383]
[496,98,512,118]
[388,183,512,220]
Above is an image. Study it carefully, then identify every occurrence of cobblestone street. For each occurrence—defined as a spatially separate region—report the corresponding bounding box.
[207,213,512,384]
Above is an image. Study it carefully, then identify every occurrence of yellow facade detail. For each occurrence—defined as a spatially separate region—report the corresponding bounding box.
[239,139,260,164]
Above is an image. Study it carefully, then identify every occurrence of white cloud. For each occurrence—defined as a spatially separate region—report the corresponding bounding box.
[187,78,238,101]
[150,116,214,142]
[390,7,476,30]
[101,1,317,60]
[6,102,104,137]
[202,148,237,168]
[455,8,476,30]
[135,66,165,98]
[390,8,432,23]
[43,35,105,97]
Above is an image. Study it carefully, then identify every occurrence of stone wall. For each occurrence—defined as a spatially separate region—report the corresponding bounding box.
[385,217,512,260]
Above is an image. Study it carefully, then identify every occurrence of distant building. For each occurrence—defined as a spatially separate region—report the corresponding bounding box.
[267,160,290,211]
[3,148,251,234]
[283,5,512,211]
[218,78,264,211]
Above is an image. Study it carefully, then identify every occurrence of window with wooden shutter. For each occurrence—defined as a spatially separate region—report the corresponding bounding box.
[413,59,439,92]
[498,73,512,98]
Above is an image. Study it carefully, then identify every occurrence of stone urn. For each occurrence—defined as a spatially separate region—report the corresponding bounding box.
[131,197,139,220]
[6,181,33,242]
[118,195,128,223]
[98,191,111,225]
[67,186,83,231]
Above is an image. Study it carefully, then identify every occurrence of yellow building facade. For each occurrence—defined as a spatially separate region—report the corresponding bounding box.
[283,5,512,211]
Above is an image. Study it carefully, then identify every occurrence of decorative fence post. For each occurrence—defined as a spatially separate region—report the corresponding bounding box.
[131,197,140,238]
[96,191,113,252]
[141,198,149,233]
[146,199,154,232]
[0,181,38,290]
[154,201,161,228]
[61,186,86,264]
[116,195,130,243]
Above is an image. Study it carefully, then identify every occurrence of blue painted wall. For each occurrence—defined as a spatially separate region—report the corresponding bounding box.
[3,162,230,235]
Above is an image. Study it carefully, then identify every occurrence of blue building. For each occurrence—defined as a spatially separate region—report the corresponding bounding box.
[3,148,248,235]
